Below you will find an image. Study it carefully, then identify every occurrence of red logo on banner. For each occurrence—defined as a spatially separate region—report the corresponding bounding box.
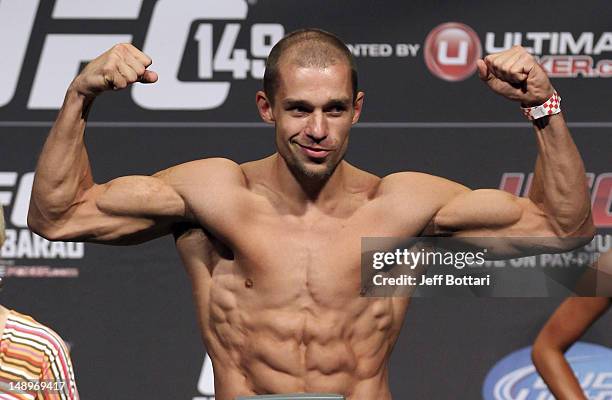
[424,22,482,81]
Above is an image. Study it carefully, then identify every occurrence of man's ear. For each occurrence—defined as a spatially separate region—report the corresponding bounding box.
[351,91,365,125]
[256,91,275,124]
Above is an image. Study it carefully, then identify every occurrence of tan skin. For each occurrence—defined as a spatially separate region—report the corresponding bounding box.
[28,43,594,399]
[532,251,612,400]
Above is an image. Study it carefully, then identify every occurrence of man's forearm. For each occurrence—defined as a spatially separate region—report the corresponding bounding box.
[476,47,593,237]
[28,44,158,239]
[528,113,593,237]
[29,88,95,227]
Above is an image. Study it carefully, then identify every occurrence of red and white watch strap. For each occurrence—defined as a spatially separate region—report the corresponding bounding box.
[521,91,561,120]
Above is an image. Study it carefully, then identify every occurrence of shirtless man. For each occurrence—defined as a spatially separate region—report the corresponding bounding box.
[28,29,594,399]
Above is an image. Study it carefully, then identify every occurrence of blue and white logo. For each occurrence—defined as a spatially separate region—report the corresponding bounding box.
[483,342,612,400]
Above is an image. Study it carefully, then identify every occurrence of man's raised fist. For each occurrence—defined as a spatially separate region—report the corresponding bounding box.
[70,43,157,98]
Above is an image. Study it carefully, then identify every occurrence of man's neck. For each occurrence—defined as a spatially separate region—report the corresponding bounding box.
[271,153,349,211]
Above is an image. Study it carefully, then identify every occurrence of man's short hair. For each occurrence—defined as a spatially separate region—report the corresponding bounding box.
[263,28,358,105]
[0,206,4,246]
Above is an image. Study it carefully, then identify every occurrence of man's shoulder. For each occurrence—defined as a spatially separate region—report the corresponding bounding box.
[156,157,247,188]
[161,157,243,175]
[378,171,468,198]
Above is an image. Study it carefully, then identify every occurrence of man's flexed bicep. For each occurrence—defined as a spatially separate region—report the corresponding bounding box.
[431,187,593,254]
[26,42,188,244]
[28,171,187,245]
[451,45,595,250]
[433,188,552,236]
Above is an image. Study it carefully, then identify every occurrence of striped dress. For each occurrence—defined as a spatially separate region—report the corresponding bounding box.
[0,310,78,399]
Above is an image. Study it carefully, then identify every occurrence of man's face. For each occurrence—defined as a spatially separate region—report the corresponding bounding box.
[257,61,364,180]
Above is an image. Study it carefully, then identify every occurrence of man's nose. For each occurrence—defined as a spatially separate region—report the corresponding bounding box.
[305,111,328,142]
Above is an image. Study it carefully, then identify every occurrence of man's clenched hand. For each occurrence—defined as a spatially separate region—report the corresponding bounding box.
[69,43,157,98]
[477,45,554,107]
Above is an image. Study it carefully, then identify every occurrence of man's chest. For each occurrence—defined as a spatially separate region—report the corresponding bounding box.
[226,207,426,285]
[184,189,436,274]
[180,196,434,308]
